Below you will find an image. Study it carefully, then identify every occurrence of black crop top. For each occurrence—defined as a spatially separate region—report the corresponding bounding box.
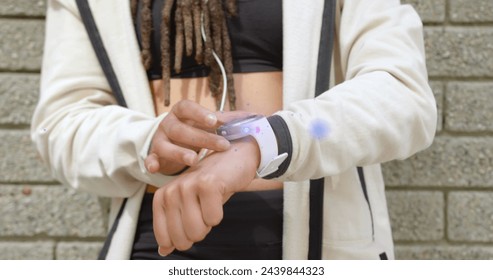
[135,0,283,79]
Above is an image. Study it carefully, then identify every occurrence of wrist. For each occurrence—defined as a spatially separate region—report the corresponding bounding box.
[217,114,288,178]
[231,136,261,174]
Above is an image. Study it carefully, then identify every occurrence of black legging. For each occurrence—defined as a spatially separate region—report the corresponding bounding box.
[131,189,283,260]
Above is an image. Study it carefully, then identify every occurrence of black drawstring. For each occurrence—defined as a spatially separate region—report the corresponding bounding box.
[308,0,336,260]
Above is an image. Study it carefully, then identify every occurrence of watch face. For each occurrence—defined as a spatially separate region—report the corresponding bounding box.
[216,114,264,140]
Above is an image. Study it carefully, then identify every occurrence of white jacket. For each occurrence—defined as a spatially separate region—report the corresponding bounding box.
[32,0,436,259]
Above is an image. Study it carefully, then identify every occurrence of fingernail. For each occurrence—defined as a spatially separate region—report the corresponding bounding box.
[146,162,155,172]
[184,153,196,166]
[218,139,230,150]
[198,149,208,161]
[206,113,217,126]
[158,246,168,257]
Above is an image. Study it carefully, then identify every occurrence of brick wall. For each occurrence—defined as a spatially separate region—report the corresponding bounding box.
[0,0,492,259]
[386,0,493,259]
[0,0,106,259]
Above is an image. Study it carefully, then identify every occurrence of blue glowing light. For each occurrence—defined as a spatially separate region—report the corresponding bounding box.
[309,119,330,140]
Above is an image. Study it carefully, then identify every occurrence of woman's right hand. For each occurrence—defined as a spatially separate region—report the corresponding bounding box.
[145,100,250,175]
[152,136,260,255]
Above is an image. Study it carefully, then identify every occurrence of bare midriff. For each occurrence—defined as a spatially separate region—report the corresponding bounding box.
[149,72,284,191]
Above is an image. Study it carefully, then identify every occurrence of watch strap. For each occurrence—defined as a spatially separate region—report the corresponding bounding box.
[263,115,293,179]
[248,116,280,175]
[256,153,288,178]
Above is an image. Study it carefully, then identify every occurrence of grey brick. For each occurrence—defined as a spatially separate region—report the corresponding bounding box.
[396,245,493,260]
[383,137,493,187]
[0,19,44,71]
[0,185,108,237]
[401,0,446,23]
[450,0,493,23]
[387,191,444,241]
[0,130,53,182]
[425,27,493,78]
[0,74,39,125]
[0,0,46,17]
[0,241,54,260]
[430,81,444,132]
[56,242,103,260]
[445,82,493,133]
[448,192,493,242]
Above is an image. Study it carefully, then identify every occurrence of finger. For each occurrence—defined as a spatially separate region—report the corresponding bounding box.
[215,110,255,125]
[164,121,230,152]
[152,191,174,256]
[144,153,160,173]
[166,199,194,251]
[180,188,211,242]
[191,111,255,131]
[197,183,225,227]
[172,100,219,128]
[153,138,198,166]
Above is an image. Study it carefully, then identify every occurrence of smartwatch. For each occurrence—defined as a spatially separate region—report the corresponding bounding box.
[216,115,288,178]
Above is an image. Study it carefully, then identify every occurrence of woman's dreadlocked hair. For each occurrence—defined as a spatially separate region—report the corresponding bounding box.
[131,0,237,110]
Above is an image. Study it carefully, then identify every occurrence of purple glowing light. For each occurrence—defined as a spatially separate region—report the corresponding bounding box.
[309,119,330,140]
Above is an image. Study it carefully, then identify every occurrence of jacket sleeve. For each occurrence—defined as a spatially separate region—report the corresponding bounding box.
[31,0,172,197]
[272,0,437,181]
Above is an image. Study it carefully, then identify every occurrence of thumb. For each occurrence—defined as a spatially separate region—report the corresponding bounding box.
[145,153,161,173]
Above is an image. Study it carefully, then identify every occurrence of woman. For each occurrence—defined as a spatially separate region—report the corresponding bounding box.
[32,0,436,260]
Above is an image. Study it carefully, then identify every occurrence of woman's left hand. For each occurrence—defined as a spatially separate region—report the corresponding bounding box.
[144,102,253,175]
[152,137,260,256]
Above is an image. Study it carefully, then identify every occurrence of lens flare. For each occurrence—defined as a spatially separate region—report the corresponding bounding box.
[309,119,330,140]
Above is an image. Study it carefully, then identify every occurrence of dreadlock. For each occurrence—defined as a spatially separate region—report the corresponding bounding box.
[131,0,237,110]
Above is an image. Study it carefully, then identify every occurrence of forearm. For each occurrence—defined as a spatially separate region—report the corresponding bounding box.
[266,2,436,181]
[245,179,283,192]
[31,100,173,197]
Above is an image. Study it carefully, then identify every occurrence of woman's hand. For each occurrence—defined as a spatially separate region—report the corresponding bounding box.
[145,100,251,175]
[152,137,260,256]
